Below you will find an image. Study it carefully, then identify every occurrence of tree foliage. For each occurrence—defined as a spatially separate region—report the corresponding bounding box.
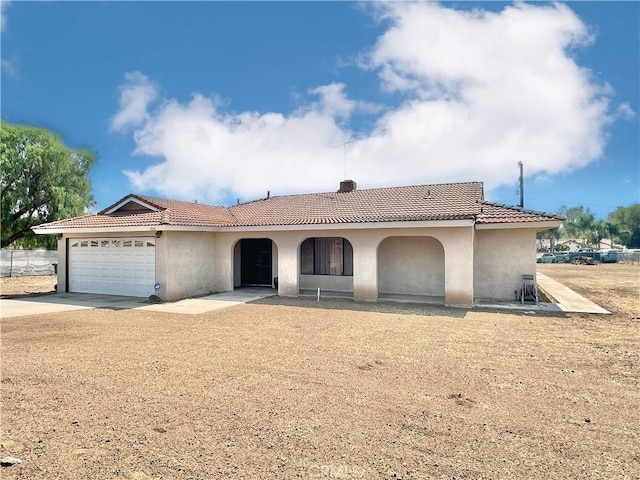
[557,204,640,249]
[607,204,640,248]
[536,226,562,252]
[1,120,96,248]
[558,205,593,240]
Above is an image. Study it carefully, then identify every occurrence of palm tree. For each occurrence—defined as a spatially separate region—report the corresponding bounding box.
[576,213,595,246]
[593,220,610,250]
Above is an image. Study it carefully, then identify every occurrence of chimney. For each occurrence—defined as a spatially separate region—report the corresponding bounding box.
[338,179,357,193]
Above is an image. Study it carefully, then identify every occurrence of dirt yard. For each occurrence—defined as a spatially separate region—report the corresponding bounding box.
[0,275,57,296]
[1,266,639,479]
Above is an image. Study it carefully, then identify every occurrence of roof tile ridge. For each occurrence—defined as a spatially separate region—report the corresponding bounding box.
[159,209,172,225]
[481,200,565,220]
[38,212,99,227]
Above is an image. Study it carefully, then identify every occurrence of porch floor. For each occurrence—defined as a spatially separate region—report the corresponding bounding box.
[378,293,445,305]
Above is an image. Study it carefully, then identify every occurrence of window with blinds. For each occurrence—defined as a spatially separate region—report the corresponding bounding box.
[301,237,353,276]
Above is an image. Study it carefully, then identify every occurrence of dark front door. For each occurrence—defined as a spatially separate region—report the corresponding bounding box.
[241,239,272,286]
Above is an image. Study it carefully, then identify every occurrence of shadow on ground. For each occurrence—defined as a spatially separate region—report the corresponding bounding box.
[251,295,568,319]
[253,295,469,319]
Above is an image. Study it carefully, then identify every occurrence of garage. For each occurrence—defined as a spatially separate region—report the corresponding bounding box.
[68,238,156,297]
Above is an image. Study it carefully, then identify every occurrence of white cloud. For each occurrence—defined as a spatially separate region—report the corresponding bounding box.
[124,90,347,202]
[118,2,619,204]
[110,72,158,132]
[0,0,9,32]
[1,58,16,77]
[614,102,635,121]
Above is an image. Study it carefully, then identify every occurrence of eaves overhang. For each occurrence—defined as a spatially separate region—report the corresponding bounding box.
[32,225,171,235]
[33,218,479,235]
[474,220,563,230]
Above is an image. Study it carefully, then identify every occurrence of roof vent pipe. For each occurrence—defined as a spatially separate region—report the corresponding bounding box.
[338,180,357,193]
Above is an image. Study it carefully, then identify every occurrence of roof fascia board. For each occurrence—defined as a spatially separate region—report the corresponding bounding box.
[33,219,476,235]
[475,220,563,230]
[33,226,166,235]
[37,219,562,234]
[103,197,161,214]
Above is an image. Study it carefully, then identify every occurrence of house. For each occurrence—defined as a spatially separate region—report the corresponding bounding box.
[557,239,583,252]
[33,180,563,307]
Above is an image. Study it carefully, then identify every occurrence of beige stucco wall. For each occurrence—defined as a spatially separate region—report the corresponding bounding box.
[299,274,354,292]
[233,242,241,288]
[51,220,547,307]
[378,236,445,296]
[56,236,67,292]
[474,228,537,301]
[156,231,216,301]
[212,226,475,306]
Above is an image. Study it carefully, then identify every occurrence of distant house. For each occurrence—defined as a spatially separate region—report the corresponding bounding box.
[556,238,622,252]
[557,239,583,252]
[33,181,562,307]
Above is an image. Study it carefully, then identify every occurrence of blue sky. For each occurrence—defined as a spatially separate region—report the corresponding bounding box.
[1,1,638,219]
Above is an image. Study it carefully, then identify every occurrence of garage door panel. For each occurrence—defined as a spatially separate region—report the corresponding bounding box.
[69,237,156,297]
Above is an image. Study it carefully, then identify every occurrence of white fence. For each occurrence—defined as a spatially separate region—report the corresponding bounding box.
[1,250,58,277]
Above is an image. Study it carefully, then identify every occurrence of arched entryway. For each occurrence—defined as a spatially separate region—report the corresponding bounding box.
[298,236,354,295]
[233,238,277,287]
[377,236,445,300]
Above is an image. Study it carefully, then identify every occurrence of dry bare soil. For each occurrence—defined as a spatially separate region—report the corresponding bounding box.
[1,265,639,479]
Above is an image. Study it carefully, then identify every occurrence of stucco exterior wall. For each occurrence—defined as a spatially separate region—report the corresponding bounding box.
[156,231,216,301]
[233,242,241,288]
[378,236,445,296]
[213,225,475,306]
[299,274,354,292]
[474,228,537,301]
[56,236,67,293]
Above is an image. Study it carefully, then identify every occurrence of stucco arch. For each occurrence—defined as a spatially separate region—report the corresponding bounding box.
[377,235,445,297]
[231,237,278,288]
[298,236,354,294]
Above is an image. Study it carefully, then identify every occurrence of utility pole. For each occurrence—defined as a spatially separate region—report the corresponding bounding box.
[518,161,524,208]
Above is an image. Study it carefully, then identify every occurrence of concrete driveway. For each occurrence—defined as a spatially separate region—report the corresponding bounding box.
[1,279,609,319]
[0,288,277,319]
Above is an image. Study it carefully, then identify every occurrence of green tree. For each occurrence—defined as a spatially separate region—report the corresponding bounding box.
[607,204,640,248]
[576,212,595,244]
[1,120,96,248]
[558,205,592,239]
[536,227,562,252]
[591,219,610,250]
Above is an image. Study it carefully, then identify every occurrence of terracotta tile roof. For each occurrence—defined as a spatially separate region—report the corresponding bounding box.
[475,202,564,224]
[35,194,235,230]
[34,182,563,231]
[228,182,486,225]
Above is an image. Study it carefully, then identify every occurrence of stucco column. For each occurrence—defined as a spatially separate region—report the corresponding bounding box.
[443,227,474,307]
[213,233,235,293]
[274,236,299,296]
[351,234,379,302]
[57,236,67,293]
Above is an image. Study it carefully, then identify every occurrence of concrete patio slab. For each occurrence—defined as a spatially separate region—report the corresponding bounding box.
[138,289,277,315]
[0,288,277,319]
[536,273,610,314]
[1,277,607,318]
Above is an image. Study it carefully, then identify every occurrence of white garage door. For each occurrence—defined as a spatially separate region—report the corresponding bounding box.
[69,238,156,297]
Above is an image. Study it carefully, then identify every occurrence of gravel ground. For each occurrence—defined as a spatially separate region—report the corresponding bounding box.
[1,266,639,479]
